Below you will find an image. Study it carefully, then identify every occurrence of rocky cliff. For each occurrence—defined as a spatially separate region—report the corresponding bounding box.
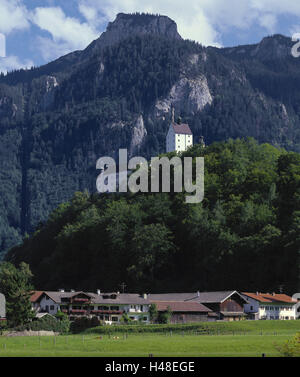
[83,12,181,58]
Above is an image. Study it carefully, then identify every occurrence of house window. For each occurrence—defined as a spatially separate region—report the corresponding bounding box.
[50,305,54,311]
[110,306,120,311]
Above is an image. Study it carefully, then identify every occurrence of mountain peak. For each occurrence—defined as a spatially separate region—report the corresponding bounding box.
[84,13,182,57]
[220,34,294,61]
[252,34,293,60]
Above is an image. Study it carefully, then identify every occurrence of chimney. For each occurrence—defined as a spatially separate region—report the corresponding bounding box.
[272,292,276,296]
[97,289,101,295]
[59,289,65,293]
[70,289,75,293]
[197,291,200,297]
[143,293,148,300]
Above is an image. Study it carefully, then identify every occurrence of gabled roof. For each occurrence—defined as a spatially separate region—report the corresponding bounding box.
[243,292,297,304]
[30,291,44,303]
[172,123,192,135]
[35,313,55,319]
[148,293,197,301]
[91,293,150,305]
[188,291,248,304]
[152,301,212,313]
[149,291,248,304]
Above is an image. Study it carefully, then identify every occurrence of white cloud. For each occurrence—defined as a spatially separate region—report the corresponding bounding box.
[34,36,76,62]
[31,6,100,57]
[0,0,30,34]
[258,14,278,33]
[0,55,33,74]
[79,3,98,22]
[31,7,99,48]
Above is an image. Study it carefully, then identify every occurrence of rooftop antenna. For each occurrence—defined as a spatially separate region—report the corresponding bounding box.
[119,282,127,293]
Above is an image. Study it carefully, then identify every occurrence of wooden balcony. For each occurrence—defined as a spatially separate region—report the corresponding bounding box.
[72,298,90,303]
[91,310,124,315]
[70,309,87,314]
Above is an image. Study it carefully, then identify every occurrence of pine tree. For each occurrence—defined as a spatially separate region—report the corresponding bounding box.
[0,262,34,327]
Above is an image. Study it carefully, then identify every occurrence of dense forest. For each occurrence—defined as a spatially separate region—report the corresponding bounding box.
[7,139,300,294]
[1,13,300,258]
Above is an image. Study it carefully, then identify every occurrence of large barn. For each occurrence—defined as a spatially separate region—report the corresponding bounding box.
[149,291,248,321]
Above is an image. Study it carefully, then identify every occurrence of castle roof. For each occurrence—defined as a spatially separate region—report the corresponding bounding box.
[172,123,192,135]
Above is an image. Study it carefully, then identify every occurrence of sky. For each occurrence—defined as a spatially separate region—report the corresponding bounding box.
[1,0,300,73]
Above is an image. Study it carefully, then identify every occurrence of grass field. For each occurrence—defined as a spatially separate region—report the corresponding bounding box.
[0,321,299,357]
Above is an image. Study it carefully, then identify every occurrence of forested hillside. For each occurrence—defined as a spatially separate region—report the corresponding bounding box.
[1,13,300,257]
[7,139,300,294]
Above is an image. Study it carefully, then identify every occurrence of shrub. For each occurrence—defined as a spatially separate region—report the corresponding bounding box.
[83,323,211,335]
[275,333,300,357]
[13,314,70,334]
[70,317,101,333]
[157,306,172,324]
[0,319,7,334]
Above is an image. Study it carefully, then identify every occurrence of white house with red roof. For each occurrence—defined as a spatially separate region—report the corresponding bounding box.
[242,292,298,320]
[166,120,193,153]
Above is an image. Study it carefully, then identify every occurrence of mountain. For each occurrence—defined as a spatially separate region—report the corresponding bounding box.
[0,13,300,258]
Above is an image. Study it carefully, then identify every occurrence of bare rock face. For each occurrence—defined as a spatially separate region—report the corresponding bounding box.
[130,115,147,156]
[40,76,59,111]
[0,96,18,119]
[251,35,292,60]
[84,13,182,56]
[154,75,213,118]
[223,34,293,61]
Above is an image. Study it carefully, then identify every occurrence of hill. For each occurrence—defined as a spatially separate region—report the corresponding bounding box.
[6,139,300,293]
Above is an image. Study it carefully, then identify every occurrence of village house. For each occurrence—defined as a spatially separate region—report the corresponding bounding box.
[30,290,151,324]
[0,292,5,322]
[242,292,298,320]
[149,291,248,321]
[166,120,193,153]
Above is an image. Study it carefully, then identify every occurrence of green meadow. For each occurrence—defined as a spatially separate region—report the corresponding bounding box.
[0,321,299,357]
